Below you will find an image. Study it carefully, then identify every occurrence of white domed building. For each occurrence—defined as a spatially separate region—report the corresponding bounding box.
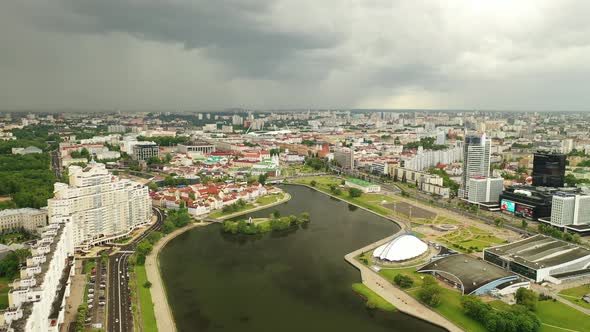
[373,234,428,262]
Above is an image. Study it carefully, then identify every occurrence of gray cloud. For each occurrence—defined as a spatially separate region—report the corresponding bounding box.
[1,0,590,111]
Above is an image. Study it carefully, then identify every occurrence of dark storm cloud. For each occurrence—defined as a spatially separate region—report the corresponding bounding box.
[2,1,590,110]
[50,0,342,79]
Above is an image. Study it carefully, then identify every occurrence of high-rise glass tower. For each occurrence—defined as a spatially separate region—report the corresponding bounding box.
[532,152,566,187]
[460,134,491,198]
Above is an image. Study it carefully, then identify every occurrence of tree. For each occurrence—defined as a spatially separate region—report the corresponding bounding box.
[494,218,505,227]
[258,173,268,185]
[310,180,317,187]
[148,182,158,191]
[300,212,311,223]
[162,221,175,234]
[393,274,414,288]
[516,287,538,311]
[143,281,152,288]
[348,187,363,198]
[418,275,442,307]
[419,284,441,307]
[271,209,281,219]
[136,239,153,265]
[147,231,163,245]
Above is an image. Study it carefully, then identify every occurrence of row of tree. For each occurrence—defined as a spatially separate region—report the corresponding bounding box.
[221,212,311,235]
[537,224,581,244]
[461,289,541,332]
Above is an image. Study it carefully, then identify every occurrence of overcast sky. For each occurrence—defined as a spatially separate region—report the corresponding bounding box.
[1,0,590,111]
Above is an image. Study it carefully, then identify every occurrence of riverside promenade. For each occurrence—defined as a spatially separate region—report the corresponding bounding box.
[145,222,208,332]
[344,235,463,332]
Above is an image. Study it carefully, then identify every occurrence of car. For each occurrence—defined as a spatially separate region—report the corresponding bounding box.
[99,302,105,306]
[115,319,119,323]
[88,304,93,309]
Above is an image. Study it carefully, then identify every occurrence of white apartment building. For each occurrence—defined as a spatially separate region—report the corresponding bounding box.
[48,163,151,251]
[0,208,47,233]
[550,192,590,226]
[460,134,491,199]
[0,222,75,331]
[467,177,504,203]
[403,145,463,171]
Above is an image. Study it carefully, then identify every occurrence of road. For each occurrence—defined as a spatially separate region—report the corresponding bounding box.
[107,207,164,332]
[51,149,62,179]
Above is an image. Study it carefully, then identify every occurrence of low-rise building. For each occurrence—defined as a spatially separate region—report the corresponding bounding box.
[484,234,590,283]
[132,143,159,161]
[0,208,47,233]
[345,178,381,193]
[11,146,43,155]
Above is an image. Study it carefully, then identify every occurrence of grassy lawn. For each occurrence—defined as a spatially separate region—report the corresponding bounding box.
[135,265,158,332]
[380,268,486,332]
[0,277,11,309]
[208,203,256,219]
[535,300,590,332]
[255,192,284,205]
[424,287,487,332]
[492,299,590,332]
[379,267,423,287]
[351,283,396,312]
[290,176,398,217]
[558,284,590,310]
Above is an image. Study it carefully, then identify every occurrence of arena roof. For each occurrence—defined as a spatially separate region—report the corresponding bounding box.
[373,234,428,262]
[484,234,590,270]
[418,254,514,294]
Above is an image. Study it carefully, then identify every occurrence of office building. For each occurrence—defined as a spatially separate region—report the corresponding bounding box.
[0,208,47,232]
[334,148,354,170]
[532,152,566,187]
[460,134,491,199]
[0,222,75,331]
[539,192,590,235]
[467,177,504,204]
[47,163,151,251]
[132,143,159,161]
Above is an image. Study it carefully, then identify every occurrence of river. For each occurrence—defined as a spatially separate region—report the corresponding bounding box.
[159,185,443,332]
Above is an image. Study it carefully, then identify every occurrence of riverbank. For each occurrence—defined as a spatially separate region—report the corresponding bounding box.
[212,192,292,221]
[146,191,291,332]
[289,181,461,331]
[145,222,207,332]
[286,182,409,230]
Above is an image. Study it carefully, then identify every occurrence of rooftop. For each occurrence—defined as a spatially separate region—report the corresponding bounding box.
[346,178,378,187]
[484,234,590,270]
[418,254,514,294]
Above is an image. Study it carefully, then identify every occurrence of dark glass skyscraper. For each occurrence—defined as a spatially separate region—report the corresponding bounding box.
[532,152,566,187]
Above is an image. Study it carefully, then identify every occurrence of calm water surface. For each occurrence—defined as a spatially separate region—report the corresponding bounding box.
[159,185,443,332]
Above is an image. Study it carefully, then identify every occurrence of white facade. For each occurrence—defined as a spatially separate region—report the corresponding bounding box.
[467,177,504,203]
[0,208,47,232]
[1,222,75,331]
[403,145,463,171]
[460,134,491,199]
[551,193,590,226]
[373,234,428,262]
[48,163,151,251]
